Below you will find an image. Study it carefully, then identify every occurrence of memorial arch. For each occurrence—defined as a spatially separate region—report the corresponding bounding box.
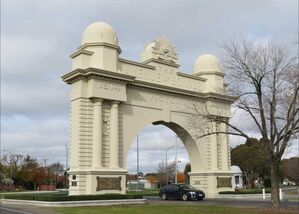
[62,22,235,197]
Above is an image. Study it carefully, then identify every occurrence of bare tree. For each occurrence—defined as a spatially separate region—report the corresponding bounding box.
[157,161,176,186]
[191,38,298,207]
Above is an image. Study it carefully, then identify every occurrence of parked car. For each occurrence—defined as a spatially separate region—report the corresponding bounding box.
[159,183,205,201]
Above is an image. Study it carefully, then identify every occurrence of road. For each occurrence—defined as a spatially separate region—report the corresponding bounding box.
[0,204,55,214]
[0,207,33,214]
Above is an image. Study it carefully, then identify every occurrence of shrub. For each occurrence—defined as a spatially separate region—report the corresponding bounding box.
[3,193,142,201]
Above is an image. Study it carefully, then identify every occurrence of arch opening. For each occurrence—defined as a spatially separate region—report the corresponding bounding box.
[126,123,192,189]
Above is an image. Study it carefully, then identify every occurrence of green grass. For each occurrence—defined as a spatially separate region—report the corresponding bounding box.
[54,205,298,214]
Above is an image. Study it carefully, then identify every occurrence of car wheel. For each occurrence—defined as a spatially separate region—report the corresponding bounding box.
[161,193,167,200]
[182,193,188,201]
[198,197,203,201]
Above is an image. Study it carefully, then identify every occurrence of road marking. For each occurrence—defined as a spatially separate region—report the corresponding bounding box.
[0,207,33,214]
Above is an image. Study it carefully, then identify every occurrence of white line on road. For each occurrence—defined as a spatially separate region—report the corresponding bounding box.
[0,207,33,214]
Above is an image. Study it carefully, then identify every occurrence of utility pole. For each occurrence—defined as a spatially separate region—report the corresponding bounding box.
[43,158,49,176]
[65,144,68,190]
[136,134,140,191]
[165,149,168,185]
[3,150,13,191]
[165,135,181,185]
[175,142,178,184]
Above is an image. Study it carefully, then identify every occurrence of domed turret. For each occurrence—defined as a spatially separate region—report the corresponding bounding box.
[70,22,120,71]
[81,22,118,46]
[193,54,221,74]
[193,53,225,93]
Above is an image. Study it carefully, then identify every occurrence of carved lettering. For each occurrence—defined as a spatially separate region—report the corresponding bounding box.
[121,63,202,92]
[217,177,232,188]
[149,94,197,109]
[98,80,121,92]
[96,176,122,191]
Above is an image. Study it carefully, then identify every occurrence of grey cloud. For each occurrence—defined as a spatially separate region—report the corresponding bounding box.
[1,0,298,172]
[1,115,69,165]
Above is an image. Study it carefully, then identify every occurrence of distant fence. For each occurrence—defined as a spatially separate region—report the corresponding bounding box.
[39,185,56,191]
[217,187,299,200]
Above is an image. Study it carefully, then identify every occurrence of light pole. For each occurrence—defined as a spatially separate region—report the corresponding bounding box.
[165,136,183,184]
[175,142,178,184]
[165,144,177,185]
[64,144,68,190]
[174,136,182,184]
[3,150,13,191]
[136,134,140,191]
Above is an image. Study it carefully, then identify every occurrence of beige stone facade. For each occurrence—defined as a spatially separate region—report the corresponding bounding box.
[62,22,235,197]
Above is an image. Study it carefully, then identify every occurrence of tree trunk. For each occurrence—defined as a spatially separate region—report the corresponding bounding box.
[270,161,281,207]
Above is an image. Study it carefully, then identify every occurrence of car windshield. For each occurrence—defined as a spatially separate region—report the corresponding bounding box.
[178,184,196,190]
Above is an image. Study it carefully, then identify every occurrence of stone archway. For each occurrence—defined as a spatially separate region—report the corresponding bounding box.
[62,22,235,197]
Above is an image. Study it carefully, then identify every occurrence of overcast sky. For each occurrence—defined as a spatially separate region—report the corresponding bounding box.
[1,0,298,174]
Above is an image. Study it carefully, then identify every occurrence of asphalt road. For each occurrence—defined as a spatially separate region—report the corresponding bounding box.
[0,207,33,214]
[0,204,55,214]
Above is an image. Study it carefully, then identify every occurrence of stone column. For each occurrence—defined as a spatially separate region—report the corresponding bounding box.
[221,121,229,170]
[92,98,103,169]
[110,101,119,168]
[210,122,218,170]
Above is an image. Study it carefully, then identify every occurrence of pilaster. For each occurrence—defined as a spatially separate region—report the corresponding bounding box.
[110,101,120,168]
[210,122,218,170]
[92,98,103,169]
[220,121,229,171]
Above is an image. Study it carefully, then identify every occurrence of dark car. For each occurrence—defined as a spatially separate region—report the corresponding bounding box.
[159,183,205,201]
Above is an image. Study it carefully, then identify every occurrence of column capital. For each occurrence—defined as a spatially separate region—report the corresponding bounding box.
[92,98,103,103]
[111,100,120,105]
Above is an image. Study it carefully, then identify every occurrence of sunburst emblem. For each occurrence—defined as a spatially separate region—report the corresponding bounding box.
[152,37,178,63]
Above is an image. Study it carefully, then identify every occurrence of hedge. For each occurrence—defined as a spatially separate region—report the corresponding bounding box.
[2,193,142,201]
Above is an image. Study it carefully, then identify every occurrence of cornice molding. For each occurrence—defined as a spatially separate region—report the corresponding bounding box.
[78,42,122,54]
[142,58,180,68]
[70,50,94,58]
[177,72,206,81]
[62,68,236,103]
[194,71,225,77]
[128,80,236,103]
[119,58,155,70]
[62,67,136,84]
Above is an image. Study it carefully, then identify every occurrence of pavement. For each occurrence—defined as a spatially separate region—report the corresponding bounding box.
[0,204,56,214]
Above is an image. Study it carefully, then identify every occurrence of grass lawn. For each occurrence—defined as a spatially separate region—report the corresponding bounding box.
[54,205,298,214]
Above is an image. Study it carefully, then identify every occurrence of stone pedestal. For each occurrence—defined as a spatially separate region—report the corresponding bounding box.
[189,171,234,198]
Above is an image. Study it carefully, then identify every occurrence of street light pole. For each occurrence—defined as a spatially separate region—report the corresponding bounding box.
[3,150,13,191]
[65,144,68,190]
[136,134,140,191]
[165,149,168,185]
[175,143,178,184]
[165,136,181,185]
[165,143,177,185]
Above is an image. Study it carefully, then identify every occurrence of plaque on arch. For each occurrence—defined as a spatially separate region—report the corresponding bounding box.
[96,176,122,191]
